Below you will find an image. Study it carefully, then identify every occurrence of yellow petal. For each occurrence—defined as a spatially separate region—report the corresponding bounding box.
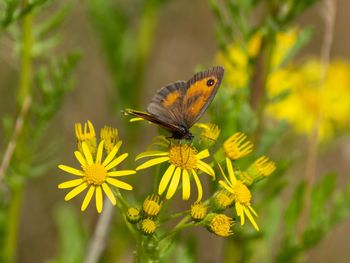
[95,141,104,164]
[58,165,84,176]
[95,186,103,213]
[64,183,88,201]
[135,151,168,160]
[136,156,169,171]
[218,180,234,193]
[218,162,231,186]
[166,167,181,199]
[243,206,259,231]
[192,170,203,201]
[248,205,258,217]
[58,178,84,189]
[82,142,93,165]
[226,157,237,184]
[196,149,210,160]
[74,151,86,167]
[102,183,116,205]
[102,141,122,166]
[105,153,128,171]
[197,160,215,176]
[81,186,95,211]
[182,169,190,200]
[108,170,136,177]
[236,202,245,225]
[158,165,176,195]
[106,178,133,190]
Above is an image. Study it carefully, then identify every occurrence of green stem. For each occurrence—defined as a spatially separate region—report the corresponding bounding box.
[4,2,33,262]
[4,184,24,263]
[18,0,33,104]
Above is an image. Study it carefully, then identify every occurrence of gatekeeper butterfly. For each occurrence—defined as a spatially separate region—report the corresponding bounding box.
[124,66,224,140]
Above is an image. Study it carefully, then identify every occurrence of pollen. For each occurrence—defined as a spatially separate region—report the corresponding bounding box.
[168,144,197,170]
[84,163,107,185]
[232,181,251,205]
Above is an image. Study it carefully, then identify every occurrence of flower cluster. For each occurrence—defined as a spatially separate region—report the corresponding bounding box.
[216,28,350,140]
[133,119,275,236]
[126,194,163,235]
[58,121,135,213]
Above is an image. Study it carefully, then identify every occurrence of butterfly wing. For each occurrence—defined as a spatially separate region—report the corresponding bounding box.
[124,109,186,135]
[147,81,187,128]
[182,66,224,127]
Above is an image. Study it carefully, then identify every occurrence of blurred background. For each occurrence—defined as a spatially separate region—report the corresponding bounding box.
[0,0,350,262]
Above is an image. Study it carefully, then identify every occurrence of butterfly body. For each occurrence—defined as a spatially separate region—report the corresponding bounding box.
[125,66,224,140]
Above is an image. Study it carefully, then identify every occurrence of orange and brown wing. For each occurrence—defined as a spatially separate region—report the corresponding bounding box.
[147,81,187,127]
[182,66,224,127]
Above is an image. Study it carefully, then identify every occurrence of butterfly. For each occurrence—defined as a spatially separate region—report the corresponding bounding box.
[124,66,224,140]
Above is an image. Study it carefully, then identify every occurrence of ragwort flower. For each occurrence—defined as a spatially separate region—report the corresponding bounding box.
[219,158,259,231]
[136,140,214,201]
[58,140,135,213]
[75,120,97,155]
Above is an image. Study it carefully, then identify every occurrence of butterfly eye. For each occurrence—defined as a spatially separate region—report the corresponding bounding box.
[207,79,215,87]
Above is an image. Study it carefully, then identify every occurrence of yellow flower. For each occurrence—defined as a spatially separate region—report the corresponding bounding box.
[267,60,350,140]
[271,28,299,68]
[136,140,215,201]
[100,126,119,154]
[195,123,221,144]
[247,156,276,179]
[216,44,249,88]
[219,158,259,231]
[143,194,162,217]
[140,218,157,235]
[127,207,141,224]
[58,141,135,213]
[191,202,207,221]
[207,213,234,237]
[223,132,253,160]
[75,120,97,155]
[213,189,234,210]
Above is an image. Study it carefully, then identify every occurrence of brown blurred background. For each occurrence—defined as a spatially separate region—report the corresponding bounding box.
[1,0,350,262]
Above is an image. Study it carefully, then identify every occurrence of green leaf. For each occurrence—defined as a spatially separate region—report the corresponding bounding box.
[284,181,306,239]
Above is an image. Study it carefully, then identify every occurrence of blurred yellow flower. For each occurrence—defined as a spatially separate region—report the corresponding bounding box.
[135,140,214,201]
[58,140,135,213]
[267,60,350,140]
[216,43,250,89]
